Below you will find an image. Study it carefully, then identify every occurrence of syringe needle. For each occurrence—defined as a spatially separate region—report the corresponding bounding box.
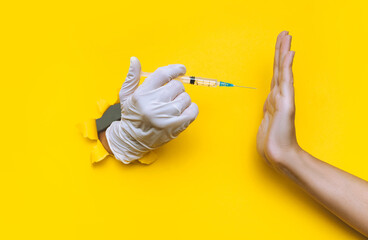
[234,85,257,89]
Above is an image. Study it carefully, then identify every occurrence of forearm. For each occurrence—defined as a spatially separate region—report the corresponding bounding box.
[279,148,368,236]
[98,130,113,155]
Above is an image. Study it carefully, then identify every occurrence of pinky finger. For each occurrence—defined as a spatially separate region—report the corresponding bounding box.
[180,102,199,125]
[171,103,199,136]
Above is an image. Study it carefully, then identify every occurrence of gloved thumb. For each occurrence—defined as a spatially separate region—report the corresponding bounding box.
[119,56,141,103]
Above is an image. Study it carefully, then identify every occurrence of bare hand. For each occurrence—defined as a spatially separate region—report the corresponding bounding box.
[257,31,299,168]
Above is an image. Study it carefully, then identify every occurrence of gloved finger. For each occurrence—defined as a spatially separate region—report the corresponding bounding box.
[165,92,192,116]
[140,64,186,91]
[171,102,199,136]
[156,102,198,129]
[119,56,141,103]
[180,102,198,121]
[170,102,198,127]
[158,80,185,102]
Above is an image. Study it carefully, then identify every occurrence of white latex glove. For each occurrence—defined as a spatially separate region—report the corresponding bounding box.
[106,57,199,164]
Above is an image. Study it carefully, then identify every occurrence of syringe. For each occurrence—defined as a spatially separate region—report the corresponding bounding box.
[141,72,256,89]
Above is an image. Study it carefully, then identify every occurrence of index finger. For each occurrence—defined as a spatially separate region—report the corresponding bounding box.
[278,35,292,88]
[140,64,186,91]
[271,31,289,89]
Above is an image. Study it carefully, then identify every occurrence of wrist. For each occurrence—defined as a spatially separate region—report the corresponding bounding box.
[271,145,304,169]
[273,145,309,180]
[98,130,113,155]
[105,121,152,164]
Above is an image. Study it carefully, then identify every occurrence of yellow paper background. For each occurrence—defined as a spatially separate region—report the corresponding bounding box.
[1,0,368,239]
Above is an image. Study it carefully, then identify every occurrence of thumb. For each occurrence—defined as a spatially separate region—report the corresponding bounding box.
[119,56,141,103]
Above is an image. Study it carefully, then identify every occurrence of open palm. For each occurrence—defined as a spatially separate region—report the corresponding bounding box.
[257,31,298,167]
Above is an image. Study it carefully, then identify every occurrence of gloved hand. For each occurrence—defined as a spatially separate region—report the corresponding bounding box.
[106,57,199,164]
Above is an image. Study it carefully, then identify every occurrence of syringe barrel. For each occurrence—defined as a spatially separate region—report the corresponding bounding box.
[141,72,218,87]
[177,76,218,87]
